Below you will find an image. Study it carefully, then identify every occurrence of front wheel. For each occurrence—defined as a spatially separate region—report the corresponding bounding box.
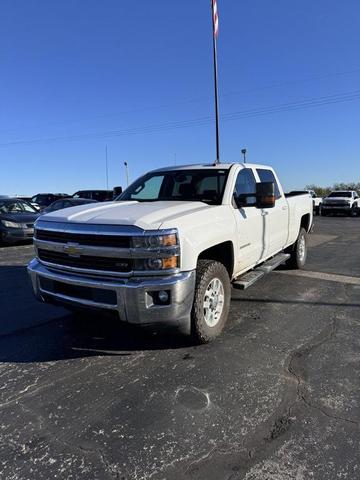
[286,227,307,269]
[349,205,357,217]
[191,260,231,343]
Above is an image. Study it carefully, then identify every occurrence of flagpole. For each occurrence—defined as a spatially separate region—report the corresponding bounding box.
[211,0,220,164]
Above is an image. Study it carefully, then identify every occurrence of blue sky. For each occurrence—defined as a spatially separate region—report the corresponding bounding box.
[1,0,360,195]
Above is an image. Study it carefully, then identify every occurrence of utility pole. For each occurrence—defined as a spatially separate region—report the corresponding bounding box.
[124,162,129,187]
[241,148,247,163]
[211,0,220,164]
[105,145,109,189]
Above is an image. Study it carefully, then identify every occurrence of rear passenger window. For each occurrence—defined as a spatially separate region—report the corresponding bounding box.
[256,169,281,199]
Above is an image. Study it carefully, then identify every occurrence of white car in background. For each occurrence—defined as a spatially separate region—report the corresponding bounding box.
[307,190,323,215]
[321,191,359,217]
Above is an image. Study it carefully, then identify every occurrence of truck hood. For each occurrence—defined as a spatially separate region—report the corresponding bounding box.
[39,200,215,230]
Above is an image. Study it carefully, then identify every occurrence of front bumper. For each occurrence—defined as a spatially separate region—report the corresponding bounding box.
[322,205,352,213]
[28,259,196,333]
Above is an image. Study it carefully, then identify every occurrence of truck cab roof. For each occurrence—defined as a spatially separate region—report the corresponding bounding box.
[151,162,271,173]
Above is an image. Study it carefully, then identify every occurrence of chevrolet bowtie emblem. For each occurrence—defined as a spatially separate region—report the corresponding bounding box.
[63,243,83,257]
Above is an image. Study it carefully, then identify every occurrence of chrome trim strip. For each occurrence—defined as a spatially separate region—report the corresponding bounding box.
[34,239,180,259]
[35,220,178,237]
[37,258,181,278]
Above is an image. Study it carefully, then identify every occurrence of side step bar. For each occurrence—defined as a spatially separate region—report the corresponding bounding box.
[232,253,290,290]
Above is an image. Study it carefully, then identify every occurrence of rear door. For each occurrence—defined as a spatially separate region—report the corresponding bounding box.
[256,168,288,256]
[232,168,265,272]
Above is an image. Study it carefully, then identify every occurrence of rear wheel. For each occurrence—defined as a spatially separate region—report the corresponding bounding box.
[191,260,231,343]
[286,227,307,269]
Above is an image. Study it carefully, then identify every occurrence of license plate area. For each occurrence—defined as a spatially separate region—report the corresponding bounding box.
[39,278,117,306]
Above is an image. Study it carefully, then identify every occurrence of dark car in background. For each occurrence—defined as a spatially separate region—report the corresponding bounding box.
[42,197,98,214]
[72,190,114,202]
[31,193,69,210]
[0,198,40,244]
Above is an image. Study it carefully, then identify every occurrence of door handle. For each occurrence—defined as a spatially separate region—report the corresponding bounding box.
[261,211,268,216]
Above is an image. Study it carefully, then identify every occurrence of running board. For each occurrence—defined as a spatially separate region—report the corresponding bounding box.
[232,253,290,290]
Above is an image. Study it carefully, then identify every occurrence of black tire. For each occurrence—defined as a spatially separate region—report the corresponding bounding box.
[321,209,327,216]
[191,260,231,344]
[286,227,307,269]
[349,205,357,217]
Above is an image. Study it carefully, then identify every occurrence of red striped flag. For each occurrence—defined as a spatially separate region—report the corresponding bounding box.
[212,0,219,38]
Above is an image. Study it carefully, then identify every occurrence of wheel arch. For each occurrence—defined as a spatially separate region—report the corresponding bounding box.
[300,213,311,233]
[197,241,234,278]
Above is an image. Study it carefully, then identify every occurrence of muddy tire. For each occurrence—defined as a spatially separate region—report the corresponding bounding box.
[286,227,307,269]
[191,260,231,343]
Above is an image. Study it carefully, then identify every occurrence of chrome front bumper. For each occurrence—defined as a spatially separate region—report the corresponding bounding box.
[322,205,351,210]
[28,259,196,333]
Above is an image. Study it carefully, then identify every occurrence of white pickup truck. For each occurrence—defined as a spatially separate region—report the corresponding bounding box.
[28,163,313,342]
[321,190,359,217]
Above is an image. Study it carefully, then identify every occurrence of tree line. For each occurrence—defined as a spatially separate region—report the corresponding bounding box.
[305,183,360,197]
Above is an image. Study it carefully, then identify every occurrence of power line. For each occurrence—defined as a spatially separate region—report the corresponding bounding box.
[1,66,360,134]
[1,88,360,148]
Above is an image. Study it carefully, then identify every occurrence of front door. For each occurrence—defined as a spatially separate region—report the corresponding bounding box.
[232,168,265,273]
[256,168,288,256]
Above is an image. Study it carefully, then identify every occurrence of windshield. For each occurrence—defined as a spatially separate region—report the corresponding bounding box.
[0,200,37,214]
[32,194,53,206]
[328,192,352,198]
[117,169,229,205]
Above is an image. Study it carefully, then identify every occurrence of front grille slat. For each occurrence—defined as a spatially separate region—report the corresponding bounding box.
[35,229,131,248]
[38,249,132,273]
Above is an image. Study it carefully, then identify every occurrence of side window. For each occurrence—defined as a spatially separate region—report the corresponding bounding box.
[234,169,257,206]
[256,169,281,199]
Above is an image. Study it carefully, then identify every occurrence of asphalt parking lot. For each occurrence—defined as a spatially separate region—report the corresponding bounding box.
[0,216,359,480]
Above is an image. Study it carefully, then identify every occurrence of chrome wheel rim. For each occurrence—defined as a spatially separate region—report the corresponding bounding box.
[298,235,306,261]
[203,277,225,327]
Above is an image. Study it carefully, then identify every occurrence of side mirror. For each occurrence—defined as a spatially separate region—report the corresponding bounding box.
[113,186,123,198]
[256,182,275,208]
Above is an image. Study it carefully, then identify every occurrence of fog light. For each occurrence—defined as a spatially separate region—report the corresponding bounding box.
[158,290,169,304]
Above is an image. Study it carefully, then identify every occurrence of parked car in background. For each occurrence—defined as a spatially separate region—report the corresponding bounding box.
[42,197,98,214]
[17,196,41,211]
[307,190,323,215]
[321,191,359,216]
[31,193,69,211]
[72,190,114,202]
[0,198,40,244]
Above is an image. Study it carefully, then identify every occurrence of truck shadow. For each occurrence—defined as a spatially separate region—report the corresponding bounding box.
[0,266,191,364]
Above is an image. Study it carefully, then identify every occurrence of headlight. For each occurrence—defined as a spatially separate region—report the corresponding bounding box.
[132,233,178,249]
[134,256,179,271]
[1,220,28,229]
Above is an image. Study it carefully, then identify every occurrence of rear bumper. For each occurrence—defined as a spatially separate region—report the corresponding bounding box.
[27,259,195,333]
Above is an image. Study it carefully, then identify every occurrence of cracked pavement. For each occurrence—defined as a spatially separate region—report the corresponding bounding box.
[0,216,359,479]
